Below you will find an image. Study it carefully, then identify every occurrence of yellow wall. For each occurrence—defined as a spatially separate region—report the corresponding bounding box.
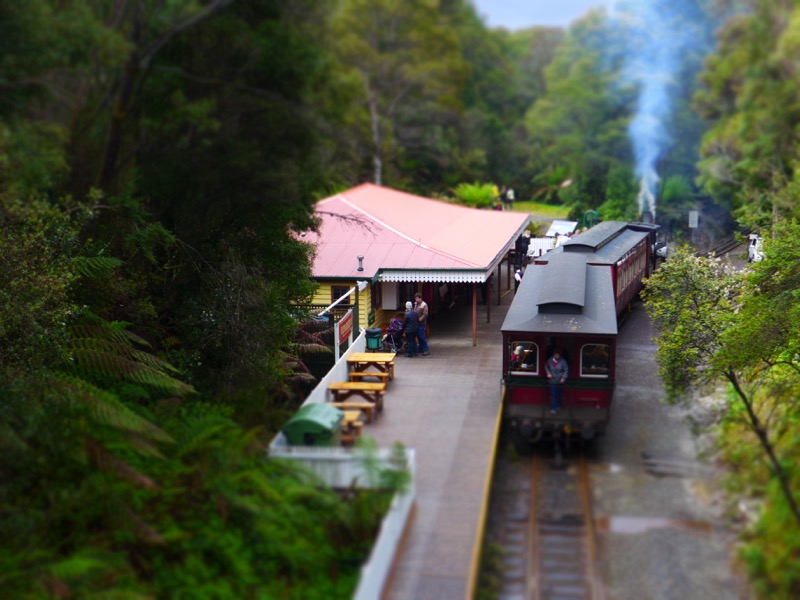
[312,281,383,331]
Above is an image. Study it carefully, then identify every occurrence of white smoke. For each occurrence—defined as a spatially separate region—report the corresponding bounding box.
[616,0,713,219]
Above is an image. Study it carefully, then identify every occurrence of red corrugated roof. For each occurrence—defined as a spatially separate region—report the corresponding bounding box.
[302,184,530,281]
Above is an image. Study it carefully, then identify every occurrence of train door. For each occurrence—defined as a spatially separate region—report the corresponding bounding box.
[545,336,573,374]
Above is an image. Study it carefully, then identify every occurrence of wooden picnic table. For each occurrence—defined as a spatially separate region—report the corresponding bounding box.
[347,352,396,380]
[328,381,386,411]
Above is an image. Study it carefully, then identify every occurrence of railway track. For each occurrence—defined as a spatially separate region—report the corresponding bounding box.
[487,449,604,599]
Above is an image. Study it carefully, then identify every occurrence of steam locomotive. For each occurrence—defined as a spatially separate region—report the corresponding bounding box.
[500,221,660,446]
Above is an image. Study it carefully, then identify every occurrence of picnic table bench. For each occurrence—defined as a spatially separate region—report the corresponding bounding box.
[347,352,396,380]
[328,381,386,411]
[340,409,364,446]
[329,401,377,423]
[349,370,391,383]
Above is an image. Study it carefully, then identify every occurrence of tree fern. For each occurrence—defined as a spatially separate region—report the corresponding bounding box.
[65,313,194,398]
[56,375,173,443]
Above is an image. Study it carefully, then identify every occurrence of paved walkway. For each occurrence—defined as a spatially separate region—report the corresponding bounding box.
[366,290,514,600]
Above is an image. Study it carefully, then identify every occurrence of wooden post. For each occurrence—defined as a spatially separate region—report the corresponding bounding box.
[472,282,478,346]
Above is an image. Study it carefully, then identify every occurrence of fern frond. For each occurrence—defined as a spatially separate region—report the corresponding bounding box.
[294,329,327,344]
[46,551,107,582]
[125,432,166,459]
[176,420,237,458]
[68,310,148,346]
[68,324,151,349]
[86,438,158,490]
[70,338,178,373]
[70,349,194,397]
[109,321,150,347]
[0,421,30,454]
[59,375,173,443]
[289,342,333,356]
[73,256,123,279]
[287,373,316,386]
[120,504,166,545]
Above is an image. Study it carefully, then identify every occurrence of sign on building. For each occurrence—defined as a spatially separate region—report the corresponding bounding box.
[335,309,353,361]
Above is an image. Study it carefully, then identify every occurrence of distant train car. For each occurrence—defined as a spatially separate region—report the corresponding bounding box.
[501,221,659,445]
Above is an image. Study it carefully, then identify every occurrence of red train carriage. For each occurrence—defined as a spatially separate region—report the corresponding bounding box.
[539,221,660,315]
[502,222,659,445]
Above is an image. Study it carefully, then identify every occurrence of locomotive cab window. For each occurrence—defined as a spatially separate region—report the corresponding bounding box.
[510,342,538,374]
[581,344,610,377]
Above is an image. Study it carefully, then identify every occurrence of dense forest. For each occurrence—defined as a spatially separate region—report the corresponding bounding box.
[1,0,799,596]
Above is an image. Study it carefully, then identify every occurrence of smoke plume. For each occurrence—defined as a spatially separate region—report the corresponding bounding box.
[615,0,713,218]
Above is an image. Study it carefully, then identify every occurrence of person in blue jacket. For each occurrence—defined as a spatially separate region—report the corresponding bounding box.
[402,301,419,358]
[545,350,568,413]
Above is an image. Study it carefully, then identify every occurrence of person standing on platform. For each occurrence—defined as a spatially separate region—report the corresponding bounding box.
[545,350,568,413]
[506,186,515,210]
[519,232,530,268]
[414,292,430,356]
[514,233,530,269]
[514,268,523,293]
[402,301,419,358]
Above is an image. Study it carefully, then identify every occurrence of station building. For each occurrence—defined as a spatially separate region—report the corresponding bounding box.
[300,183,530,344]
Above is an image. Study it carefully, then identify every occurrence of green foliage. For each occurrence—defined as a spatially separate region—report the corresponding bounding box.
[452,182,497,208]
[0,198,79,371]
[641,245,744,399]
[644,230,800,596]
[734,418,800,598]
[695,2,800,227]
[328,0,468,187]
[597,166,638,221]
[525,11,635,208]
[0,387,387,598]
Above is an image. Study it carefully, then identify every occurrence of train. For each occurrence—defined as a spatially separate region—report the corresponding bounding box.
[500,221,661,446]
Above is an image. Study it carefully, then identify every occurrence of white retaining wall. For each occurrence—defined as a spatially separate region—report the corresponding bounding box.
[268,330,415,600]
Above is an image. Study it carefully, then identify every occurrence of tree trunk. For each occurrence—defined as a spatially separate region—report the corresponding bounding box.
[98,4,142,190]
[364,76,382,185]
[729,372,800,525]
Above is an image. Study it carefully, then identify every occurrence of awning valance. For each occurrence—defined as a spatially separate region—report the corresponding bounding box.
[380,269,490,283]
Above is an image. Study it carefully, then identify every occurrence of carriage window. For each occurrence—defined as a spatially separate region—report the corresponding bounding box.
[581,344,610,377]
[510,342,538,374]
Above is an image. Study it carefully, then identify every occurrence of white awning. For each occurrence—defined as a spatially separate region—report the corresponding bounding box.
[380,269,490,283]
[545,220,578,237]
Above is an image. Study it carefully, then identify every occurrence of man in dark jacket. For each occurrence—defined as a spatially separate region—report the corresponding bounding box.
[414,292,430,356]
[545,350,568,413]
[402,301,419,357]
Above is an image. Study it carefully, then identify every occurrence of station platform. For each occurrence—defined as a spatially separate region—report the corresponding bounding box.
[367,291,513,600]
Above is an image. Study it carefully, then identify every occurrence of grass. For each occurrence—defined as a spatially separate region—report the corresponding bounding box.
[508,201,570,235]
[512,200,569,220]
